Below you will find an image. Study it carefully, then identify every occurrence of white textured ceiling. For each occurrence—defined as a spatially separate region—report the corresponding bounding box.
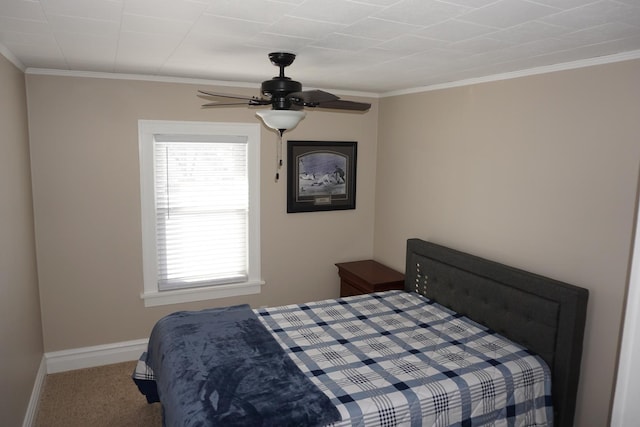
[1,0,640,94]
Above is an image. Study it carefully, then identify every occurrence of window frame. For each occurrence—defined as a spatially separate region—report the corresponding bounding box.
[138,120,262,307]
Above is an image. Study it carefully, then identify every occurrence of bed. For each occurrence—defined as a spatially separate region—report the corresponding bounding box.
[133,238,588,426]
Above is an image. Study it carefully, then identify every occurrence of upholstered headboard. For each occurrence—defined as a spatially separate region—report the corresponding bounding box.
[404,239,588,427]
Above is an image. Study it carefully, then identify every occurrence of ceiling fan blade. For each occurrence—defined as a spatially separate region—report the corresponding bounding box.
[198,90,253,101]
[286,90,339,106]
[198,90,271,106]
[202,101,261,107]
[312,99,371,111]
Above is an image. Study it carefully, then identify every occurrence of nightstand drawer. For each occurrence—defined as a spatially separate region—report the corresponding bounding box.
[336,260,405,297]
[339,281,363,297]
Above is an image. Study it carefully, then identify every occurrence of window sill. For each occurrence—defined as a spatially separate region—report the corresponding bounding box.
[141,280,264,307]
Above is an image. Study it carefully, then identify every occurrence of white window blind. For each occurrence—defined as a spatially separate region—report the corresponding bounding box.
[138,120,262,307]
[154,134,249,291]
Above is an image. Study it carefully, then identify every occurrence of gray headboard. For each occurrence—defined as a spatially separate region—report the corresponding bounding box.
[404,239,588,427]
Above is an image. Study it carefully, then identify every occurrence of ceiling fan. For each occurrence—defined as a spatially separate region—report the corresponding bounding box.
[198,52,371,135]
[198,52,371,182]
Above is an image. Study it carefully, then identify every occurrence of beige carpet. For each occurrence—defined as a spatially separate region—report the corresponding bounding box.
[35,361,162,427]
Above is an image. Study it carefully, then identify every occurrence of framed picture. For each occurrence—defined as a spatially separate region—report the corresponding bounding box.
[287,141,357,213]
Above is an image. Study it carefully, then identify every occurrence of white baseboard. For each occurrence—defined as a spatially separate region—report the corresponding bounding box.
[45,338,149,374]
[22,356,46,427]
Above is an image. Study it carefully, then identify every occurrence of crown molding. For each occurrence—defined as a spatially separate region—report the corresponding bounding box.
[21,49,640,99]
[25,67,259,88]
[0,43,25,72]
[382,49,640,97]
[24,68,379,99]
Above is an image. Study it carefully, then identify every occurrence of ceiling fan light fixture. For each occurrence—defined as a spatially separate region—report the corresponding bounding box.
[256,109,306,133]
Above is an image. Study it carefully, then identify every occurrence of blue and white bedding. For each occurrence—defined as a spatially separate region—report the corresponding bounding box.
[134,290,552,426]
[138,304,340,427]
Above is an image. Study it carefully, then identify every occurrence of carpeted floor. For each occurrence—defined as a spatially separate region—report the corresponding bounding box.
[35,361,162,427]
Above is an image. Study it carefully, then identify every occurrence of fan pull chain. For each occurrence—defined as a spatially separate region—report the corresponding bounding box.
[275,130,284,182]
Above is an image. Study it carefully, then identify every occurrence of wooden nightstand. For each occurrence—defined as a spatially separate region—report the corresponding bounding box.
[335,260,405,297]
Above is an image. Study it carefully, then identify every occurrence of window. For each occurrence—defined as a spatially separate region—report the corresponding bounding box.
[138,120,262,307]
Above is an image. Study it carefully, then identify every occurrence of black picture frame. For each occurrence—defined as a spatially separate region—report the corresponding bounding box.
[287,141,357,213]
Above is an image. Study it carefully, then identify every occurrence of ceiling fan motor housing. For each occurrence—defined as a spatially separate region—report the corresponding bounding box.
[261,52,302,110]
[261,78,302,110]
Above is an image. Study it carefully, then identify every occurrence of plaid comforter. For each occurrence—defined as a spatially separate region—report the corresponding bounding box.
[256,291,552,427]
[134,290,552,426]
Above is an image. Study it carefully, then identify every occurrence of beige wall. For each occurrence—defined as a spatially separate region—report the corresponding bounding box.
[374,59,640,427]
[25,74,378,352]
[0,55,43,424]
